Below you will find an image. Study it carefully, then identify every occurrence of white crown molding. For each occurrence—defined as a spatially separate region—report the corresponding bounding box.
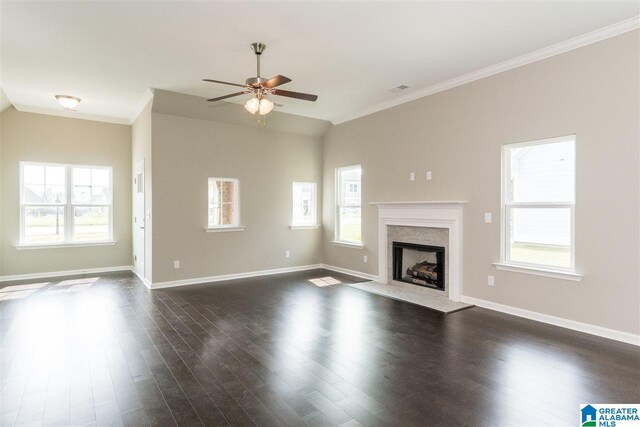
[0,87,12,113]
[0,265,133,283]
[128,88,154,124]
[331,16,640,125]
[12,104,130,125]
[10,87,154,126]
[461,295,640,346]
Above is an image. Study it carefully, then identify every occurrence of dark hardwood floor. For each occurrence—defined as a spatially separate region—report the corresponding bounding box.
[1,269,638,427]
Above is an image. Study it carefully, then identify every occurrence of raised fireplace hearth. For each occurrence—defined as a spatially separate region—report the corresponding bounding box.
[393,241,445,291]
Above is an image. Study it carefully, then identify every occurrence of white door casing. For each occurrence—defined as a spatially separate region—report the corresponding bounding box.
[134,159,145,277]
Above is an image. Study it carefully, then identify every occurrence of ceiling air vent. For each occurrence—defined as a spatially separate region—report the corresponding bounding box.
[390,85,410,93]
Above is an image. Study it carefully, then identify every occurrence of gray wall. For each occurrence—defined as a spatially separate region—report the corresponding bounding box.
[150,110,324,283]
[322,31,640,335]
[0,107,132,276]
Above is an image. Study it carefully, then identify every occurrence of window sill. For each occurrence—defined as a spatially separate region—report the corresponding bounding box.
[289,224,322,230]
[492,262,583,282]
[16,241,117,250]
[204,226,245,233]
[331,240,364,249]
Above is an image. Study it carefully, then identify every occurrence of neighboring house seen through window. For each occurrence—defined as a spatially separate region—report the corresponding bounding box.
[335,165,362,244]
[20,162,113,245]
[292,182,317,226]
[502,135,576,270]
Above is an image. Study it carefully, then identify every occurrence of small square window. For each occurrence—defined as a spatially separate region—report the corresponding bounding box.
[292,182,317,226]
[208,178,239,228]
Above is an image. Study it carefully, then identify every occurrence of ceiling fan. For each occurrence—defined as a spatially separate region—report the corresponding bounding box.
[203,42,318,116]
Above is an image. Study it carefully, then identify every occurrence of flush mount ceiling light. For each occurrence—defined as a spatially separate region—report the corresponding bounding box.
[203,42,317,124]
[55,95,81,110]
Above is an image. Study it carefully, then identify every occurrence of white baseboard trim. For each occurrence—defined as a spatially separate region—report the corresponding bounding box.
[461,295,640,346]
[145,263,376,290]
[149,264,325,289]
[132,269,152,289]
[321,264,378,281]
[0,265,134,283]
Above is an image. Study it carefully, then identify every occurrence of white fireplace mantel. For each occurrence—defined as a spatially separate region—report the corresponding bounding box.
[371,201,466,302]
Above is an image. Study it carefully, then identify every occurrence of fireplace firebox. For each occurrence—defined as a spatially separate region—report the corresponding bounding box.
[392,241,445,291]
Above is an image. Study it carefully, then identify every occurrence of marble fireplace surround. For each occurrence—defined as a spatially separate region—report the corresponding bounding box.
[371,201,466,302]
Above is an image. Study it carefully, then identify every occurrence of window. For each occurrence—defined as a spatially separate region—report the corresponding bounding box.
[502,135,575,271]
[208,178,239,228]
[20,162,113,245]
[335,165,362,244]
[292,182,317,226]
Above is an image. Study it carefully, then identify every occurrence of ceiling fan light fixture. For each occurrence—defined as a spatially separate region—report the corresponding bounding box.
[55,94,81,110]
[244,97,260,114]
[259,98,274,115]
[203,42,317,124]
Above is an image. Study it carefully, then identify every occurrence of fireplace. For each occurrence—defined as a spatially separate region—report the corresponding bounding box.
[392,241,445,291]
[372,201,465,301]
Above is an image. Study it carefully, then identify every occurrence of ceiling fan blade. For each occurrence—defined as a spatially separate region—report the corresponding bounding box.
[271,89,318,102]
[203,79,248,88]
[263,75,292,89]
[207,91,250,102]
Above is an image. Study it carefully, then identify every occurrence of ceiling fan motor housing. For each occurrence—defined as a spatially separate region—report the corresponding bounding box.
[203,41,318,104]
[246,76,268,87]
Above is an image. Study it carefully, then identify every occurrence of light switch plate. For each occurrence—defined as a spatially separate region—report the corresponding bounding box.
[410,172,415,181]
[484,212,492,223]
[174,260,180,269]
[488,275,494,286]
[426,171,432,180]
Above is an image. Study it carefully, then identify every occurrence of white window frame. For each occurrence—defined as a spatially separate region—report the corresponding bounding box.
[18,161,114,248]
[334,165,362,246]
[206,177,243,232]
[291,182,319,228]
[499,135,577,276]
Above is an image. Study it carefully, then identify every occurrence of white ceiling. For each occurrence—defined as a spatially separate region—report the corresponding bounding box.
[1,1,638,125]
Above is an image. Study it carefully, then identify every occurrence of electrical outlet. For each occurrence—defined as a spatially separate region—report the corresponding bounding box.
[426,171,432,180]
[174,260,180,269]
[285,250,290,258]
[484,212,492,223]
[410,172,415,181]
[364,255,368,263]
[488,275,494,286]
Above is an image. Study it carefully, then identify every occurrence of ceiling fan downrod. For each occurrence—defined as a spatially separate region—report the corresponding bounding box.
[247,42,267,86]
